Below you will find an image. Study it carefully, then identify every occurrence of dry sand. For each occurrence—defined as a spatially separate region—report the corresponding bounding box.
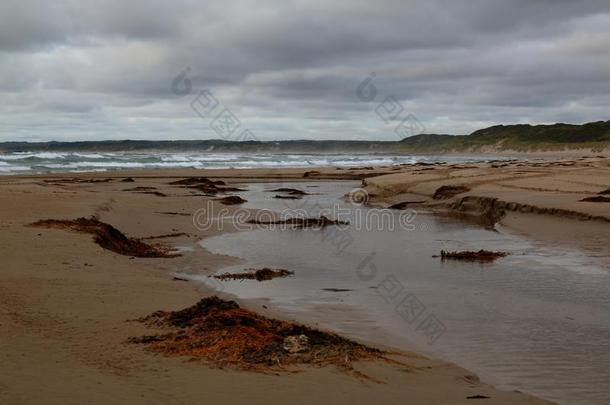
[3,157,604,404]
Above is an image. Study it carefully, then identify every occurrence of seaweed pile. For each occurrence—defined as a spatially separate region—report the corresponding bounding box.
[123,186,157,191]
[43,178,113,184]
[268,188,308,200]
[433,185,470,199]
[155,211,191,216]
[129,296,394,377]
[140,191,168,197]
[247,215,348,228]
[213,268,293,281]
[438,249,507,262]
[141,232,189,240]
[274,195,302,200]
[30,217,179,258]
[580,196,610,203]
[217,196,247,205]
[169,177,226,186]
[169,177,243,195]
[122,186,168,197]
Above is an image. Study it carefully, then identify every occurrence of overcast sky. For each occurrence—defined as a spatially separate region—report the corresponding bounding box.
[1,0,609,142]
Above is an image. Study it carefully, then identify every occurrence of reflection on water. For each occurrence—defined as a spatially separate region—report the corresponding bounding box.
[196,181,610,405]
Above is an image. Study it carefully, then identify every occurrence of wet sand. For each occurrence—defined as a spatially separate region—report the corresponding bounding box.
[362,156,610,258]
[2,156,607,404]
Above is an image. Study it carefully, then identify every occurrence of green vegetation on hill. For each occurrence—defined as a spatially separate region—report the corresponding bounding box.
[1,121,609,153]
[398,120,610,152]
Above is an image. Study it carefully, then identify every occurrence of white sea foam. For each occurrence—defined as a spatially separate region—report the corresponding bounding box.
[0,152,499,174]
[0,152,71,160]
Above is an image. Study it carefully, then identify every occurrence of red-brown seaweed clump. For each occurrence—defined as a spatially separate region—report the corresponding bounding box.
[30,217,179,258]
[128,296,395,379]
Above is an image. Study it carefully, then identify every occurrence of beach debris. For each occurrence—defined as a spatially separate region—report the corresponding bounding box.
[467,395,490,399]
[437,250,507,262]
[173,276,189,282]
[388,201,426,210]
[268,188,308,196]
[598,188,610,195]
[247,215,348,228]
[269,188,309,199]
[580,196,610,203]
[321,288,353,292]
[169,177,225,186]
[303,170,320,177]
[169,177,242,195]
[44,178,113,184]
[433,185,471,199]
[213,268,293,281]
[128,296,395,378]
[187,184,244,195]
[155,211,192,216]
[123,186,157,191]
[139,191,168,197]
[141,232,189,240]
[29,217,180,258]
[123,186,168,197]
[273,195,302,200]
[121,177,135,182]
[217,195,247,205]
[283,335,310,353]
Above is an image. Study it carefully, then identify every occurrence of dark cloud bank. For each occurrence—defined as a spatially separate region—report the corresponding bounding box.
[1,0,609,141]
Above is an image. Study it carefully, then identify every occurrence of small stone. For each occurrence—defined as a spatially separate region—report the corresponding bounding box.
[283,335,310,353]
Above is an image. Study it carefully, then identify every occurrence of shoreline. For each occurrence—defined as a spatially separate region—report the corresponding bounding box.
[3,158,606,404]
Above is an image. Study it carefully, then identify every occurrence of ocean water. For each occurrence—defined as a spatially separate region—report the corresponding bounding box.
[0,151,501,174]
[187,181,610,405]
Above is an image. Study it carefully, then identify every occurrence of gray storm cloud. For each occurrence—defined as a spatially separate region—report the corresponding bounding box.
[1,0,609,141]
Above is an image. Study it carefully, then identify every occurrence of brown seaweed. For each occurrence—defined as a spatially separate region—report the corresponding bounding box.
[580,196,610,203]
[437,249,507,262]
[217,196,247,205]
[128,296,396,379]
[247,215,348,228]
[213,268,293,281]
[30,217,179,258]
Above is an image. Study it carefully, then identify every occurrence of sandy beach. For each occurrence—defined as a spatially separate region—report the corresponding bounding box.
[2,156,609,404]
